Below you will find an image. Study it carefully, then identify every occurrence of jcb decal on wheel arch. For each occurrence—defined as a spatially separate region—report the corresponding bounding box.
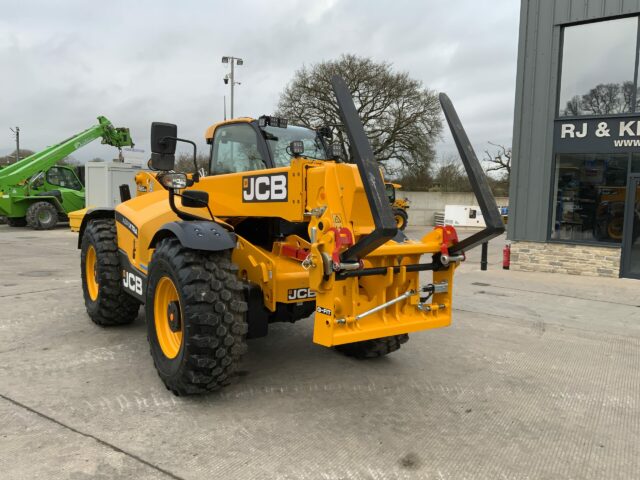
[287,287,316,301]
[118,250,146,302]
[123,271,143,296]
[316,306,332,316]
[242,173,288,202]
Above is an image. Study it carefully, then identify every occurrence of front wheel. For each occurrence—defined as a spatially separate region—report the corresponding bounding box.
[146,238,248,395]
[393,208,408,230]
[26,201,58,230]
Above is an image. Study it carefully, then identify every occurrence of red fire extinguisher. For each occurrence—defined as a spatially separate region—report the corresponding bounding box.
[503,244,511,270]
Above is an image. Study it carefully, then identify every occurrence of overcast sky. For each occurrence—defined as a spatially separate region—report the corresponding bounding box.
[0,0,520,164]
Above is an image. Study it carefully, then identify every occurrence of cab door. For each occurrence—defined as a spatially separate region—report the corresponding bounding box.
[209,122,271,175]
[45,166,85,213]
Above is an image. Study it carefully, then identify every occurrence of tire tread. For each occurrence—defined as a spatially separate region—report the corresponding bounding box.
[148,238,248,395]
[81,219,139,326]
[335,334,409,359]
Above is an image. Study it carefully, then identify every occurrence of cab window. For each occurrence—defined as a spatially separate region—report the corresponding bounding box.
[46,166,83,191]
[262,125,328,167]
[210,123,268,174]
[385,183,396,203]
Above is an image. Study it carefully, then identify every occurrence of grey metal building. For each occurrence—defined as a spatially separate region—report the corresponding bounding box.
[509,0,640,278]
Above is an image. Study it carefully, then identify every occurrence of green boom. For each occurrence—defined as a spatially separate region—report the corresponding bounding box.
[0,116,133,229]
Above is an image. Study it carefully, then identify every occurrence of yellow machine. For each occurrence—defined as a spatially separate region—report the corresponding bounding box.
[77,76,503,395]
[385,182,410,230]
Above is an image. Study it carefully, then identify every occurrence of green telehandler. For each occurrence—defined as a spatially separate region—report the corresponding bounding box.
[0,117,134,229]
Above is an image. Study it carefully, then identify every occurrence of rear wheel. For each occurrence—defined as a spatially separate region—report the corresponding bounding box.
[146,238,248,395]
[80,218,140,325]
[26,201,58,230]
[7,217,27,227]
[393,208,408,230]
[335,334,409,359]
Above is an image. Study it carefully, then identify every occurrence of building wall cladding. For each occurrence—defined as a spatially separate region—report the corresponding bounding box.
[509,0,640,243]
[509,0,640,277]
[510,241,621,277]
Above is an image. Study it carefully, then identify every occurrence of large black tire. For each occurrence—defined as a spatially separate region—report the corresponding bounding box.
[7,217,27,227]
[393,208,408,230]
[26,201,58,230]
[146,238,248,395]
[80,218,140,326]
[335,334,409,359]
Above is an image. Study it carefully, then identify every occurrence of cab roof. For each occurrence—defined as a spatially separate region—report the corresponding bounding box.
[204,117,254,143]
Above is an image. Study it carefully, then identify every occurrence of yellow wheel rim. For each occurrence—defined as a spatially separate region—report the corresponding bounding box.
[86,245,99,301]
[395,214,405,229]
[608,218,623,240]
[154,276,183,359]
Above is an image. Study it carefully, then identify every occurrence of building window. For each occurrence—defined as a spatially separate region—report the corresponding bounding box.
[559,16,638,117]
[551,154,629,243]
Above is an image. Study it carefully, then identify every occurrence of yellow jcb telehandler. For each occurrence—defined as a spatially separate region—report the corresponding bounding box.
[78,76,504,395]
[385,182,410,230]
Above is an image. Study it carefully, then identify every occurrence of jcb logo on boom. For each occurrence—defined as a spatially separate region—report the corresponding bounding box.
[122,271,143,296]
[242,173,288,202]
[287,288,316,301]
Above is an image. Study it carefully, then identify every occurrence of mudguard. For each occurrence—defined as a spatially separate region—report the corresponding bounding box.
[149,221,236,252]
[77,208,115,248]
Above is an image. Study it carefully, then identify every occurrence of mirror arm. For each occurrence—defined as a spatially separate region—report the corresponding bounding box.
[168,189,208,222]
[173,192,216,222]
[162,136,199,182]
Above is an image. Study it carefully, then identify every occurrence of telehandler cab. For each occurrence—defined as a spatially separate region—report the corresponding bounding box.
[78,76,504,395]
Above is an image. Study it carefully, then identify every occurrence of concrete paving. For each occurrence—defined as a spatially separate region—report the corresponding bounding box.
[0,224,639,479]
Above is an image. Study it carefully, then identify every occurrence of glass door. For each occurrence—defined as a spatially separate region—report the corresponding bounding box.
[621,175,640,279]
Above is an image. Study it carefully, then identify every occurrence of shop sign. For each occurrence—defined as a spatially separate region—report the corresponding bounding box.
[554,116,640,153]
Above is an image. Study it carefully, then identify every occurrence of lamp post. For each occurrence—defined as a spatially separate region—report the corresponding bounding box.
[9,126,19,162]
[222,56,243,119]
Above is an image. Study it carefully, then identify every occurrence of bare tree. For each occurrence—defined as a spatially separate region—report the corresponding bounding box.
[58,155,79,166]
[428,154,471,192]
[276,54,442,177]
[0,149,35,166]
[563,82,635,116]
[563,95,581,116]
[483,142,511,179]
[175,152,209,175]
[581,83,623,115]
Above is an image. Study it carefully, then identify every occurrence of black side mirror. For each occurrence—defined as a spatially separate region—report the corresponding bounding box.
[181,190,209,208]
[150,122,177,171]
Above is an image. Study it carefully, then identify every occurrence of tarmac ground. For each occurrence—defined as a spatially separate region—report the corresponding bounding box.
[0,223,639,479]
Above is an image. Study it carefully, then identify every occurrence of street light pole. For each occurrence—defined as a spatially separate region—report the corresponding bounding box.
[230,59,235,119]
[9,127,19,162]
[222,56,243,119]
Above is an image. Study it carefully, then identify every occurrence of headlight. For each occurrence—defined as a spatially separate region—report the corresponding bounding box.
[160,173,188,189]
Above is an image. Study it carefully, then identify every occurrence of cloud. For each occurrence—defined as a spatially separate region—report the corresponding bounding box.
[0,0,519,162]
